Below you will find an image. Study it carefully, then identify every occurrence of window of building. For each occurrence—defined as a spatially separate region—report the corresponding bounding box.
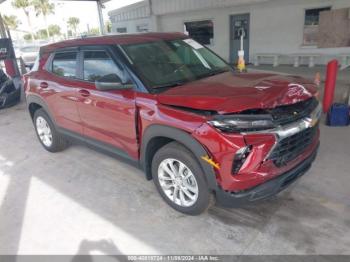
[136,24,149,33]
[83,50,122,82]
[52,52,77,78]
[116,27,127,33]
[184,20,214,45]
[303,7,331,46]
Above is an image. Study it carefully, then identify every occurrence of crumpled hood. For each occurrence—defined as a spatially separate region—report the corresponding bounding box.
[157,72,318,114]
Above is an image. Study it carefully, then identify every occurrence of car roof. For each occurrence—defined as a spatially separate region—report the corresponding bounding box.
[40,32,187,54]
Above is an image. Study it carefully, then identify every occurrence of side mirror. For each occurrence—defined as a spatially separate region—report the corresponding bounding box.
[95,74,135,91]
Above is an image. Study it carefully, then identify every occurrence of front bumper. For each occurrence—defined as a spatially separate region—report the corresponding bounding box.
[193,100,321,192]
[215,143,319,207]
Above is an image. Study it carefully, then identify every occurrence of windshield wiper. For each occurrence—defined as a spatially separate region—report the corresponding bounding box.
[152,81,188,89]
[196,69,229,80]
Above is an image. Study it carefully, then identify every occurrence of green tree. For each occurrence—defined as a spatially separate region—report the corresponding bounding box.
[32,0,55,39]
[35,28,48,39]
[48,24,60,37]
[3,15,20,30]
[67,17,80,36]
[23,33,33,41]
[105,20,111,33]
[12,0,35,40]
[89,27,100,36]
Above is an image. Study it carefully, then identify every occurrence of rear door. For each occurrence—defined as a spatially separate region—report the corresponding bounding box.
[75,46,138,159]
[41,50,83,134]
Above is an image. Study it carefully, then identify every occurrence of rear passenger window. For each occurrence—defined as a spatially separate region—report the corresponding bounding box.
[52,52,77,78]
[83,51,123,82]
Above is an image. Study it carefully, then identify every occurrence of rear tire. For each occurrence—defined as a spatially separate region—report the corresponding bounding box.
[33,108,68,152]
[152,141,212,215]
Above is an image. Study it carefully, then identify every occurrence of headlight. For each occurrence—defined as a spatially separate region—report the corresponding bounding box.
[208,115,275,132]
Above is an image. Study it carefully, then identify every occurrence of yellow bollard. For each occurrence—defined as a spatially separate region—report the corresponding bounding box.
[237,50,246,72]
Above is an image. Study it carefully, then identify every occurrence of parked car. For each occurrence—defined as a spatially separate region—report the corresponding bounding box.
[24,33,321,215]
[17,45,40,67]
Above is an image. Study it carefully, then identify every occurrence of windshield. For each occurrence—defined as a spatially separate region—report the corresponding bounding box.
[120,38,231,89]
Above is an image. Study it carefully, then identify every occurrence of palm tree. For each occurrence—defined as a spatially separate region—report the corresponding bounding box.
[12,0,35,40]
[3,15,20,31]
[32,0,55,39]
[67,17,80,37]
[48,24,61,40]
[48,24,60,36]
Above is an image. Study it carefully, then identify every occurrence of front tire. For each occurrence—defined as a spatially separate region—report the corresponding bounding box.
[152,142,212,215]
[33,108,68,152]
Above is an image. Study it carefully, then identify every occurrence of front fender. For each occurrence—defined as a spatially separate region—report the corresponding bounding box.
[140,124,218,191]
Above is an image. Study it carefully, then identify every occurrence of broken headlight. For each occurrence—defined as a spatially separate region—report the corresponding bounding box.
[208,114,275,133]
[232,146,252,174]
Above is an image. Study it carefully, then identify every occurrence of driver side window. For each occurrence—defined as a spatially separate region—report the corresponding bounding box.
[83,50,123,82]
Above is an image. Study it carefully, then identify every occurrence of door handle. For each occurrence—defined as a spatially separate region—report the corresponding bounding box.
[78,89,90,97]
[39,82,48,89]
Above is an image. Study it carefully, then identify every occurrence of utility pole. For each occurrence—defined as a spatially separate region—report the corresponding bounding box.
[97,0,105,35]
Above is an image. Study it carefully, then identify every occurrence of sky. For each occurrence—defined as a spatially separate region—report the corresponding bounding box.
[0,0,143,35]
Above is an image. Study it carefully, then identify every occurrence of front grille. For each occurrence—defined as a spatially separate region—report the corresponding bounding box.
[268,123,318,167]
[267,98,318,126]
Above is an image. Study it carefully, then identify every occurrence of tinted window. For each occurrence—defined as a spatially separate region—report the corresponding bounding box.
[52,52,77,78]
[83,51,122,82]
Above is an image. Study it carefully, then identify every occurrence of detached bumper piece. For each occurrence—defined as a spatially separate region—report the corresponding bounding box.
[0,88,20,109]
[215,144,319,207]
[0,76,20,109]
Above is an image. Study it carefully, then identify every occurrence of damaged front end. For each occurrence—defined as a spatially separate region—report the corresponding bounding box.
[193,97,321,192]
[208,97,320,133]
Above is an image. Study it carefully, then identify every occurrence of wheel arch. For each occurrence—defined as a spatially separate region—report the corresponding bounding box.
[27,95,56,124]
[140,124,218,190]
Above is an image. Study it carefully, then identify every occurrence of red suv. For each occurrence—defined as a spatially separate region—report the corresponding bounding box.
[24,33,321,215]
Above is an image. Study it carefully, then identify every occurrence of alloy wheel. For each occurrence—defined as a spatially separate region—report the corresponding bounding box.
[36,116,53,147]
[158,158,199,207]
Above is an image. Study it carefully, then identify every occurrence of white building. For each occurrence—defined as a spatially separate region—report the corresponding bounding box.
[108,0,350,66]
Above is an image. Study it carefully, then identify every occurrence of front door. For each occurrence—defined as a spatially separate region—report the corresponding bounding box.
[75,47,138,159]
[230,13,250,64]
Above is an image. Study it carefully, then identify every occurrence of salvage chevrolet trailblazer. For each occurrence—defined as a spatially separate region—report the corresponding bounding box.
[24,33,321,215]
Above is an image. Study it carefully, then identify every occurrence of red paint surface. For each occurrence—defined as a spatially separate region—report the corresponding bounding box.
[158,72,317,113]
[25,34,320,192]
